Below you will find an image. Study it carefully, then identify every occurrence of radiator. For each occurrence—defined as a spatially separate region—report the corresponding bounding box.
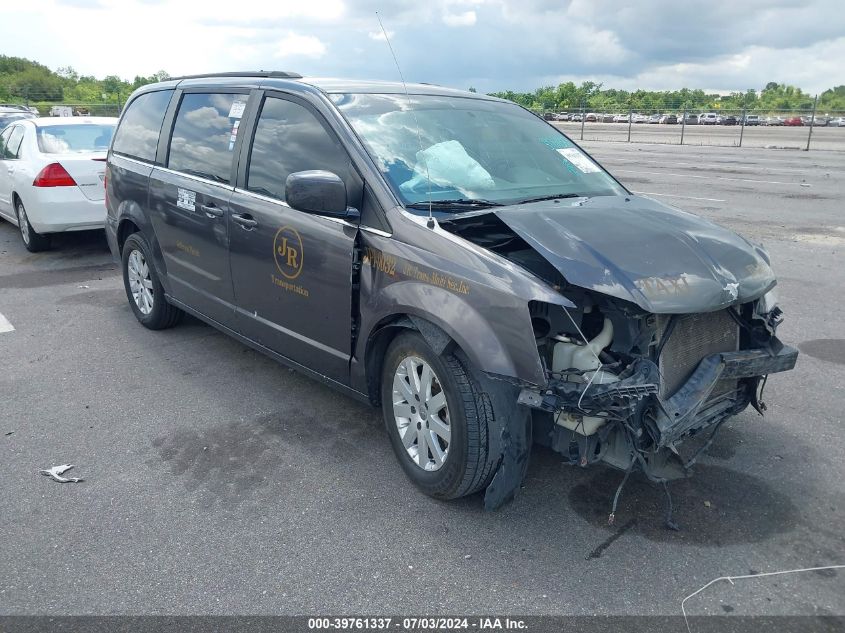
[658,310,740,398]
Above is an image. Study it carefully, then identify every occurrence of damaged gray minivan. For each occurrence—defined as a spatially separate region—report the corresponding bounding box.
[105,72,797,517]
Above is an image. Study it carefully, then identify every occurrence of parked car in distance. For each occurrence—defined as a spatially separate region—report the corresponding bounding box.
[829,116,845,127]
[0,116,117,251]
[647,113,661,124]
[0,107,36,130]
[554,112,570,121]
[584,113,598,122]
[719,115,738,126]
[699,112,718,125]
[810,116,829,127]
[659,114,677,124]
[570,113,583,122]
[600,113,616,123]
[49,105,74,117]
[678,113,699,125]
[764,116,784,126]
[631,113,648,123]
[613,114,629,123]
[0,103,39,115]
[783,116,804,126]
[104,72,797,512]
[743,115,761,126]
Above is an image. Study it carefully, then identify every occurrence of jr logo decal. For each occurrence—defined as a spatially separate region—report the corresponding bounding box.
[273,226,304,280]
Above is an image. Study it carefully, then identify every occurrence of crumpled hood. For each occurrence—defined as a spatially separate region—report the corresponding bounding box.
[494,195,776,313]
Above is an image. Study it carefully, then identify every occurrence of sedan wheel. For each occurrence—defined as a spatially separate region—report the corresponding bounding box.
[126,249,154,315]
[18,204,30,245]
[392,356,451,471]
[16,199,50,252]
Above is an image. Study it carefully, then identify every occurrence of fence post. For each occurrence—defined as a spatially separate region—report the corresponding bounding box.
[627,103,633,142]
[739,94,747,148]
[680,107,687,145]
[806,95,818,151]
[580,101,585,141]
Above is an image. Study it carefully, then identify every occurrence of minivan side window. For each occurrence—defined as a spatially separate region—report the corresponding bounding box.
[247,97,358,205]
[112,90,172,162]
[168,93,245,184]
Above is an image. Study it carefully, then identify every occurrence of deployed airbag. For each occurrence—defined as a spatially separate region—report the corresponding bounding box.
[400,140,495,194]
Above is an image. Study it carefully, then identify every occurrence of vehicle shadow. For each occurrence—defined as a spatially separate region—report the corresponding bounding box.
[141,316,807,551]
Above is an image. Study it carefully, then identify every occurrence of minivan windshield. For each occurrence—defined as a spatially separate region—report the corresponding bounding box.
[335,93,626,210]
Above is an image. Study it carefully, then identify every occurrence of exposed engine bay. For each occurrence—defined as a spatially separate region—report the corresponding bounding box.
[440,209,798,526]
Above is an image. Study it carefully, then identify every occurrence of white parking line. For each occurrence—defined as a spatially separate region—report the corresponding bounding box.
[614,169,797,186]
[606,157,813,174]
[0,312,14,334]
[633,191,726,202]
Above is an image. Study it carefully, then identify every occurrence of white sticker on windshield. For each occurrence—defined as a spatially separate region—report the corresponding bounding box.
[177,188,196,211]
[228,100,247,119]
[557,148,600,173]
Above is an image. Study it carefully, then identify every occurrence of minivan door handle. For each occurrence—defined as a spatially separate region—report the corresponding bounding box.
[200,204,224,218]
[232,213,258,230]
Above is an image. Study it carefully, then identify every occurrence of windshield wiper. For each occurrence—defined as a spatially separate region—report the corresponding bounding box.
[407,198,503,210]
[517,193,584,204]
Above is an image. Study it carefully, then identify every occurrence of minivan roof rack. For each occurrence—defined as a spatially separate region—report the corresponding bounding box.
[171,71,303,80]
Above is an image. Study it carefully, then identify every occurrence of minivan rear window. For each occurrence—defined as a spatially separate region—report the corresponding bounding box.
[112,90,172,162]
[168,93,245,183]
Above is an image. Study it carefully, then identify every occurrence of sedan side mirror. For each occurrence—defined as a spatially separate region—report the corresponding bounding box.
[285,170,359,220]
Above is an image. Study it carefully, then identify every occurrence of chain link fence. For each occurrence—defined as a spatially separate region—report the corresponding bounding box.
[537,104,845,151]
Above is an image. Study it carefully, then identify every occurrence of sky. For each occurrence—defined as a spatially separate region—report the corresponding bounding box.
[3,0,844,95]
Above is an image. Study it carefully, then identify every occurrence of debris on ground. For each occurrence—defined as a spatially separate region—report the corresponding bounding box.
[40,464,84,483]
[704,500,712,508]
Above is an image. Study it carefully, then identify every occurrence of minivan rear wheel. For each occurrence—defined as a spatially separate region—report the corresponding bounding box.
[381,331,498,500]
[121,232,183,330]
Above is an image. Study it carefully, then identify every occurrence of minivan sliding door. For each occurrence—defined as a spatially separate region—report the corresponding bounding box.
[148,91,249,327]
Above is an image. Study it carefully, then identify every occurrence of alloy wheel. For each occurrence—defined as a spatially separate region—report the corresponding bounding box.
[17,203,30,245]
[392,356,451,471]
[127,249,154,315]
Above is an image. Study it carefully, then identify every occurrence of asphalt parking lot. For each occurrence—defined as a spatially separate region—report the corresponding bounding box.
[1,142,844,617]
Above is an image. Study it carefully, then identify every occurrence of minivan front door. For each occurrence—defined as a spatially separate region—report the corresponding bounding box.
[148,91,250,327]
[228,94,364,383]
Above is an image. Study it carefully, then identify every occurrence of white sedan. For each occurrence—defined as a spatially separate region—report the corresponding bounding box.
[0,116,117,252]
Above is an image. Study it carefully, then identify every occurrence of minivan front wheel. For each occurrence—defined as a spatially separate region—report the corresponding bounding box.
[381,331,498,500]
[121,233,183,330]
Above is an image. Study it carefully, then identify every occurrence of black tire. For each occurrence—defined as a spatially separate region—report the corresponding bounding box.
[381,331,498,500]
[121,232,183,330]
[16,198,51,252]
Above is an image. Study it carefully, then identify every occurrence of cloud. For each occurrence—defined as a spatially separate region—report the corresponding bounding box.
[368,29,395,41]
[274,32,327,59]
[3,0,844,95]
[442,10,477,26]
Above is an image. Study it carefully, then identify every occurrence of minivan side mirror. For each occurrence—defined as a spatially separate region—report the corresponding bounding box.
[285,170,359,220]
